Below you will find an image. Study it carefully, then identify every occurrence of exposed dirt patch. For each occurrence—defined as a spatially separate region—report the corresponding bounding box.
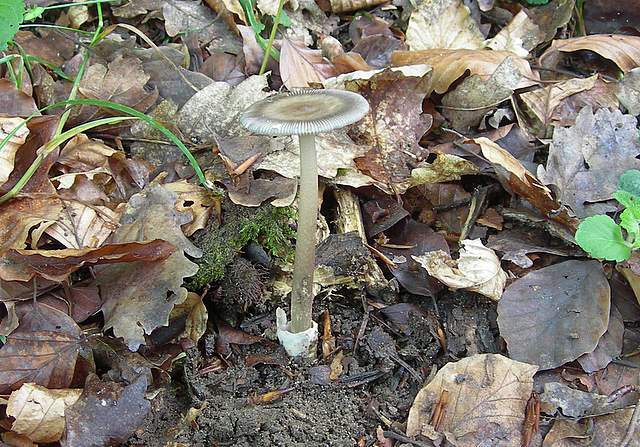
[131,292,500,446]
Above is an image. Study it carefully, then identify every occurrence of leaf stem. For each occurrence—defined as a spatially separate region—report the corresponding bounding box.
[259,0,286,75]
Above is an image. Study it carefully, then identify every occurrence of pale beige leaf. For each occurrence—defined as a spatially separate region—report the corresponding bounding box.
[163,180,219,236]
[169,292,208,343]
[279,38,337,89]
[413,239,506,301]
[520,75,598,130]
[406,0,484,51]
[617,67,640,115]
[541,34,640,72]
[486,10,544,57]
[177,74,271,143]
[391,49,538,94]
[221,0,247,23]
[441,56,521,131]
[407,354,537,446]
[0,118,29,186]
[7,384,82,443]
[256,0,286,16]
[45,201,122,249]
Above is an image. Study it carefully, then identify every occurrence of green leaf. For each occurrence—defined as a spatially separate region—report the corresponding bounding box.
[279,10,291,28]
[575,215,631,261]
[620,208,639,239]
[525,0,550,4]
[618,169,640,197]
[23,6,44,21]
[613,190,640,218]
[0,0,25,50]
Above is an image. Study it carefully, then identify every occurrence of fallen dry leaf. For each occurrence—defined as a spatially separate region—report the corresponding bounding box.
[164,180,219,236]
[0,240,175,282]
[169,292,208,344]
[485,10,544,57]
[468,137,578,230]
[413,239,507,301]
[576,305,624,373]
[541,34,640,73]
[406,353,537,446]
[617,67,640,115]
[519,75,598,137]
[97,184,202,351]
[45,200,123,249]
[177,74,271,143]
[0,117,29,186]
[487,229,577,268]
[61,374,150,446]
[391,49,538,94]
[0,303,84,394]
[537,107,640,217]
[279,38,337,89]
[441,56,521,131]
[325,65,433,193]
[74,56,158,125]
[497,260,610,370]
[406,0,484,51]
[7,384,82,443]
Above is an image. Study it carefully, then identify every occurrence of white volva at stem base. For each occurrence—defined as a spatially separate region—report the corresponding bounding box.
[289,133,318,334]
[275,307,318,357]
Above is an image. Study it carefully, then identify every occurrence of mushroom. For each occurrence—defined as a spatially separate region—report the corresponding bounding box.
[240,88,369,356]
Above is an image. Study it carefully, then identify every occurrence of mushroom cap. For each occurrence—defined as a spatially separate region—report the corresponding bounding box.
[240,89,369,136]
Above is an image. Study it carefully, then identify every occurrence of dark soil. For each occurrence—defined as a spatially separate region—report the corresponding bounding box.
[130,290,499,446]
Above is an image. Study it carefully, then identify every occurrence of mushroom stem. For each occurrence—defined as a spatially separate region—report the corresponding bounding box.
[290,133,318,333]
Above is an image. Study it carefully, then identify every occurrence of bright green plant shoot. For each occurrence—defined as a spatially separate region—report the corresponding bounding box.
[575,170,640,261]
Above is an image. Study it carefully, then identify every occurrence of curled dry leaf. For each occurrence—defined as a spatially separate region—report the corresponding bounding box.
[485,10,544,57]
[279,38,337,89]
[61,374,150,447]
[97,185,202,351]
[391,49,538,94]
[45,200,123,249]
[406,353,537,447]
[467,137,578,230]
[0,117,29,186]
[7,384,82,443]
[497,260,610,370]
[413,239,507,301]
[406,0,484,51]
[441,56,521,131]
[0,117,62,252]
[169,292,208,343]
[0,240,175,282]
[541,34,640,73]
[519,75,598,137]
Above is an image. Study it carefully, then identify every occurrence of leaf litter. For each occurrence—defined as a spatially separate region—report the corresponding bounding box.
[1,0,640,446]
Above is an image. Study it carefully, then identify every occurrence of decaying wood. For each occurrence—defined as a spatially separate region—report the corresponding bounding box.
[329,0,388,13]
[332,187,398,301]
